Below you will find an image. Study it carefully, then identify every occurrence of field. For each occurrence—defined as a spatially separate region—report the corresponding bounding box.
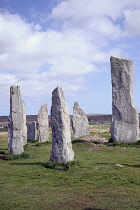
[0,125,140,210]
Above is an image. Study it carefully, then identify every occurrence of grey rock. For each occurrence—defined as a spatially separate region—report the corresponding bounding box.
[8,86,24,154]
[110,56,139,143]
[37,104,49,143]
[72,102,89,138]
[115,164,124,167]
[22,101,27,146]
[50,87,74,163]
[27,121,37,141]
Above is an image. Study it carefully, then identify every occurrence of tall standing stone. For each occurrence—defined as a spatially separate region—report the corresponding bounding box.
[110,56,139,143]
[27,121,37,141]
[22,101,27,146]
[50,87,74,163]
[37,104,49,143]
[72,102,89,138]
[8,86,24,154]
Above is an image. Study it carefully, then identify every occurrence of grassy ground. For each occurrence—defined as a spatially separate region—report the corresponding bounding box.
[0,126,140,210]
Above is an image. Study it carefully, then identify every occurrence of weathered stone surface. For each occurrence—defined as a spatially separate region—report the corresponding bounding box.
[22,101,27,146]
[50,87,74,163]
[72,102,89,138]
[37,104,49,143]
[8,86,24,154]
[110,56,139,143]
[27,121,37,141]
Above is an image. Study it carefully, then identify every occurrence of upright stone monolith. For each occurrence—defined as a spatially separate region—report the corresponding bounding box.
[22,101,27,146]
[8,86,24,154]
[27,121,37,141]
[37,104,49,143]
[110,56,139,143]
[72,102,89,138]
[50,87,74,163]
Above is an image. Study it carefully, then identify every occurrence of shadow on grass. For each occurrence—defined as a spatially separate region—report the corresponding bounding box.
[72,139,90,144]
[97,163,140,168]
[83,208,108,210]
[0,151,6,155]
[123,164,140,168]
[9,162,46,167]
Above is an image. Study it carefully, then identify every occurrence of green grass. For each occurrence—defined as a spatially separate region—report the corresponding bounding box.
[0,130,140,210]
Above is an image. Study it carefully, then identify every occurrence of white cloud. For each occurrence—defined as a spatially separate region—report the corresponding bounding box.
[0,0,140,114]
[124,9,140,35]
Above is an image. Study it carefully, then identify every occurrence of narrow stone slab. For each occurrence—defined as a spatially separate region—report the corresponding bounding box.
[22,100,27,146]
[72,102,89,138]
[27,121,37,141]
[8,86,24,154]
[110,56,139,143]
[37,104,49,143]
[50,87,74,163]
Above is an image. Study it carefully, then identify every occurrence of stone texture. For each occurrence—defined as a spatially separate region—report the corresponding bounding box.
[72,102,89,138]
[37,104,49,143]
[50,87,74,163]
[27,121,37,141]
[8,86,24,154]
[110,56,139,143]
[22,101,27,146]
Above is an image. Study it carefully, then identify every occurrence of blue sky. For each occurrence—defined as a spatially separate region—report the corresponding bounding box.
[0,0,140,115]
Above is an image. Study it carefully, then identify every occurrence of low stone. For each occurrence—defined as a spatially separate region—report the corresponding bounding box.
[72,102,89,138]
[50,87,74,163]
[37,104,49,143]
[27,121,37,141]
[115,164,124,167]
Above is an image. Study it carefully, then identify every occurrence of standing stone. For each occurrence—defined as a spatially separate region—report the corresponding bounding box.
[22,101,27,146]
[37,104,49,143]
[8,86,24,154]
[72,102,89,138]
[50,87,74,163]
[110,56,139,143]
[27,121,37,141]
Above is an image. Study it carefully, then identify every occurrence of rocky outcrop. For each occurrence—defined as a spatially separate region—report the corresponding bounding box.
[72,102,89,138]
[27,121,37,141]
[50,87,74,163]
[110,56,139,143]
[37,104,49,143]
[8,86,24,154]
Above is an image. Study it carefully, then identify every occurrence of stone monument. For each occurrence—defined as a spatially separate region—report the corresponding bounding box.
[37,104,49,143]
[22,101,27,146]
[27,121,37,141]
[50,87,74,163]
[72,102,89,138]
[110,56,139,143]
[8,86,25,154]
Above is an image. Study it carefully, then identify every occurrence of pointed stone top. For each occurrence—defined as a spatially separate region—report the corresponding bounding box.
[53,86,62,93]
[74,102,79,107]
[40,104,47,108]
[52,87,65,100]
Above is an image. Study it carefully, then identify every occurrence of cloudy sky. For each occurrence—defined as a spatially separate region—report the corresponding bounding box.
[0,0,140,115]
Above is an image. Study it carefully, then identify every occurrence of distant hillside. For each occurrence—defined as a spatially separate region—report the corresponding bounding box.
[0,114,111,126]
[0,114,140,127]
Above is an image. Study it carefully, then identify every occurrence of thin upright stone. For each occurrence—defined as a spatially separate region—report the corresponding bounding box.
[50,87,74,163]
[37,104,49,143]
[8,86,24,154]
